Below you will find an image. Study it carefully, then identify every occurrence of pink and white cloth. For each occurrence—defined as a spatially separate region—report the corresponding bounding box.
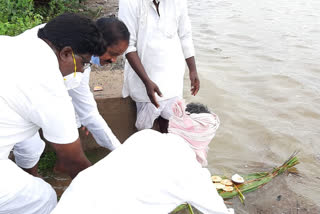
[168,100,220,166]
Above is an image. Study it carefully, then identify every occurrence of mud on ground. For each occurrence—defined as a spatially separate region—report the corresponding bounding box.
[82,0,119,17]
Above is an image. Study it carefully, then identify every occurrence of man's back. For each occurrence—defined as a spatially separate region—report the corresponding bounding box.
[0,27,77,155]
[52,129,231,214]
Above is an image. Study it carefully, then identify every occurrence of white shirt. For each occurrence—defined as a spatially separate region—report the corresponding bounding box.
[51,130,234,214]
[0,27,78,159]
[68,67,121,150]
[119,0,195,102]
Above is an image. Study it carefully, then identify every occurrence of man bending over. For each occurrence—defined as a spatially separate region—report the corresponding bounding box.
[51,101,234,214]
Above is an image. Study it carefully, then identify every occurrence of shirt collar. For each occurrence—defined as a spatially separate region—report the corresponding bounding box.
[150,0,160,3]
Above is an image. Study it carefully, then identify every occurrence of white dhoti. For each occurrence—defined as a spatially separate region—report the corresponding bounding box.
[0,159,57,214]
[135,96,179,130]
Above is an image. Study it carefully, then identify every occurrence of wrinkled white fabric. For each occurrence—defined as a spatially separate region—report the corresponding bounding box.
[63,71,83,90]
[135,96,179,130]
[68,67,121,150]
[14,62,121,174]
[0,160,56,214]
[119,0,195,102]
[51,130,234,214]
[13,132,45,169]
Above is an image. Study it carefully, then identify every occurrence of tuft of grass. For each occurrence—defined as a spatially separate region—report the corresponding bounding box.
[38,151,56,175]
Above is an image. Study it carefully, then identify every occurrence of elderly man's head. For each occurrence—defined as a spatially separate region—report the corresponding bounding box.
[96,17,130,66]
[168,100,220,166]
[38,13,106,76]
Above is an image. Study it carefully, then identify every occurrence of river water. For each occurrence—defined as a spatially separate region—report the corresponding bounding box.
[183,0,320,213]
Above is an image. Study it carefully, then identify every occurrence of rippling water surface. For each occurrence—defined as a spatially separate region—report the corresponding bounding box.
[184,0,320,212]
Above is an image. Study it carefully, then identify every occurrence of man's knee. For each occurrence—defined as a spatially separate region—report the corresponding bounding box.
[0,161,57,214]
[20,177,57,214]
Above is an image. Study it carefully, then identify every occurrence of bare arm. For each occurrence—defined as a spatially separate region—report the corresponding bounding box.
[186,56,200,96]
[177,0,199,96]
[50,138,91,179]
[126,51,162,107]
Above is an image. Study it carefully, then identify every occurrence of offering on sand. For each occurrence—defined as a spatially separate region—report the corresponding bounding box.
[93,86,103,91]
[218,151,299,203]
[220,179,233,186]
[172,152,299,213]
[223,186,234,192]
[213,183,225,190]
[211,175,222,183]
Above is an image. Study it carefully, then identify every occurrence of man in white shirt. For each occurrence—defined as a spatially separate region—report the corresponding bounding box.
[51,101,234,214]
[0,13,108,214]
[69,17,129,150]
[119,0,200,133]
[13,17,130,177]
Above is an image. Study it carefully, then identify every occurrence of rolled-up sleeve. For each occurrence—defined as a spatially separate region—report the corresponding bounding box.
[119,0,138,54]
[178,0,195,59]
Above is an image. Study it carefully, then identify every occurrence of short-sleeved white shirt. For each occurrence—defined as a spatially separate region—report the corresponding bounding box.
[0,26,79,159]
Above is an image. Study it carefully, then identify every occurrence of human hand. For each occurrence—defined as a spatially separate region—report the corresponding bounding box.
[189,70,200,96]
[145,80,163,108]
[51,138,91,178]
[81,126,90,136]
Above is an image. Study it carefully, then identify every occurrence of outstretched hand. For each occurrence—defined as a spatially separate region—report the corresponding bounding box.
[81,126,90,136]
[145,80,163,108]
[190,71,200,96]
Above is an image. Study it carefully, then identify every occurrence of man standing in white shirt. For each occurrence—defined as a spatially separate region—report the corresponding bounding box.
[51,101,234,214]
[13,17,130,177]
[0,13,107,214]
[119,0,200,133]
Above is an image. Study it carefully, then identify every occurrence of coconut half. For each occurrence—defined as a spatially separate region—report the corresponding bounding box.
[231,174,244,184]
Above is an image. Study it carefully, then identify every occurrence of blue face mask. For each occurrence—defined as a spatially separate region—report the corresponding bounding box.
[91,56,101,67]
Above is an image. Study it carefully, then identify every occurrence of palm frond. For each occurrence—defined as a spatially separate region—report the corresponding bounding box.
[171,152,299,213]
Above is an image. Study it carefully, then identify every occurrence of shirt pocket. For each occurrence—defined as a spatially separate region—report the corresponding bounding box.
[160,15,178,39]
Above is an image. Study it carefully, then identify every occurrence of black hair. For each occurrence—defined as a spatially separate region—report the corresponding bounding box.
[38,13,106,56]
[96,17,130,47]
[186,103,211,114]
